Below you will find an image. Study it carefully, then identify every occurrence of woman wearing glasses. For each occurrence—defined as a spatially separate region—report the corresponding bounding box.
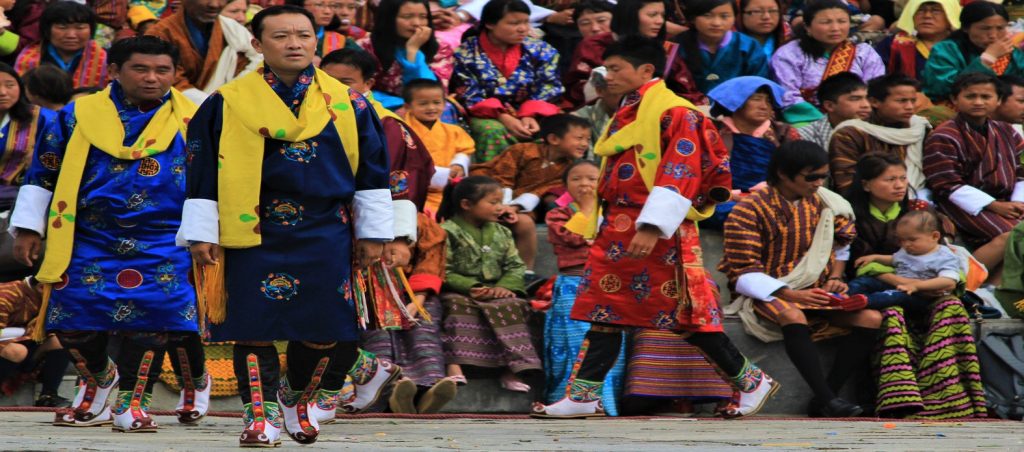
[875,0,959,81]
[674,0,769,93]
[736,0,791,59]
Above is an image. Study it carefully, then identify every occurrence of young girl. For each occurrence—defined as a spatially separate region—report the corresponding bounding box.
[543,161,626,416]
[437,176,541,392]
[737,0,791,59]
[675,0,769,94]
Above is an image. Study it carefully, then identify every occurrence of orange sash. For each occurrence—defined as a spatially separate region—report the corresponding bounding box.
[801,40,856,104]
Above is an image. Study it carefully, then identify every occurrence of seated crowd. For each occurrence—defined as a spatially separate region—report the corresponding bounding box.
[2,0,1023,427]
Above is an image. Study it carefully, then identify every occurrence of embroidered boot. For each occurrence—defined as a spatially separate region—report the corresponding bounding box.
[239,354,281,448]
[341,349,401,413]
[530,379,606,419]
[55,353,118,427]
[309,388,341,424]
[278,357,329,444]
[722,359,780,418]
[112,350,158,433]
[174,348,211,425]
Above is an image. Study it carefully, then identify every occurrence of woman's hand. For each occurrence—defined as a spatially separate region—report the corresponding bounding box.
[520,116,540,135]
[470,286,494,299]
[498,113,533,140]
[490,287,515,298]
[776,287,832,306]
[985,36,1016,60]
[432,9,460,31]
[406,26,433,61]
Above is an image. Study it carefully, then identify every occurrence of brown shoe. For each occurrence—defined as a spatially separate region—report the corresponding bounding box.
[388,379,417,414]
[417,378,458,414]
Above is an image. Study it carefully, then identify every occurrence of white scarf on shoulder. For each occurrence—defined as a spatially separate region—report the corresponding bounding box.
[834,115,930,199]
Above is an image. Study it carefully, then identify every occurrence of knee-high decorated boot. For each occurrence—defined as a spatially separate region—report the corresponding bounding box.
[239,353,282,448]
[56,352,119,427]
[173,346,211,424]
[278,357,330,444]
[112,351,158,433]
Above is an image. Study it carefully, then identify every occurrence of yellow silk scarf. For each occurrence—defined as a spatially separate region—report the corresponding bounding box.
[216,68,360,248]
[570,80,709,238]
[37,87,195,283]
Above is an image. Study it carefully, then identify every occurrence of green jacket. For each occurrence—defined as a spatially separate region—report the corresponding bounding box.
[923,40,1024,101]
[996,221,1024,319]
[441,216,526,295]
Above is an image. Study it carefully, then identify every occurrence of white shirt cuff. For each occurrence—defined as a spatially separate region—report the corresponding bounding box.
[502,187,513,205]
[949,185,996,216]
[636,186,691,239]
[1012,181,1024,203]
[0,327,26,341]
[353,188,394,241]
[834,244,850,261]
[510,192,540,212]
[430,166,451,190]
[393,199,418,243]
[736,272,788,302]
[9,185,53,238]
[176,198,220,246]
[450,153,471,173]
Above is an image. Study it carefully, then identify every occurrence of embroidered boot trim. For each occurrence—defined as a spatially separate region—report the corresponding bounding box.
[730,358,764,393]
[568,379,604,403]
[347,348,378,385]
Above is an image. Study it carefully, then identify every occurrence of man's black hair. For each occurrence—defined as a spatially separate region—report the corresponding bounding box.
[108,36,180,68]
[766,140,830,185]
[602,35,665,76]
[867,74,920,102]
[817,72,866,105]
[540,114,592,143]
[251,5,317,41]
[951,72,1004,100]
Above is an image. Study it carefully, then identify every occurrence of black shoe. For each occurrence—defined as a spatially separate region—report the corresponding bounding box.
[35,393,71,408]
[808,397,863,418]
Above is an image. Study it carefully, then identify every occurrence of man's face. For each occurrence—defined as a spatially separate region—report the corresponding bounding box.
[603,55,653,96]
[954,83,1000,123]
[253,13,318,74]
[183,0,227,24]
[996,85,1024,124]
[777,165,829,199]
[111,53,176,104]
[870,85,918,126]
[322,62,370,93]
[824,88,871,121]
[576,10,611,38]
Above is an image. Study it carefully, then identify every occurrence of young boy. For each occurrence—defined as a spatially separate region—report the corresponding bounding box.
[995,75,1024,139]
[830,75,931,198]
[470,114,591,278]
[532,36,778,420]
[851,210,960,310]
[402,78,476,214]
[924,72,1024,285]
[799,73,871,150]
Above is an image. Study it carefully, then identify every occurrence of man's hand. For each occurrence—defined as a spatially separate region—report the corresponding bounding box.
[986,200,1024,220]
[626,224,660,259]
[189,242,222,266]
[449,164,465,179]
[777,287,832,306]
[383,240,412,268]
[822,278,848,294]
[13,230,42,267]
[356,239,385,268]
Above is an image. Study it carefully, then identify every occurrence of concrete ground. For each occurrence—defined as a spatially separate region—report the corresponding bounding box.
[0,412,1020,451]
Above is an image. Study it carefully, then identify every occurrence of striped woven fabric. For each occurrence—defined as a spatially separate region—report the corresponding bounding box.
[159,342,287,397]
[625,329,732,401]
[875,298,988,419]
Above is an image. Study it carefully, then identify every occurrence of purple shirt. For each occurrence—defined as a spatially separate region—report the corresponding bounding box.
[769,40,884,107]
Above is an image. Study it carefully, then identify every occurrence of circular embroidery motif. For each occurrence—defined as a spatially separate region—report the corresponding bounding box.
[137,158,161,176]
[264,199,304,226]
[280,141,319,163]
[261,273,300,301]
[613,214,632,232]
[675,138,695,157]
[661,280,679,298]
[599,274,622,293]
[704,128,720,145]
[116,269,144,289]
[390,170,410,197]
[617,163,635,181]
[40,152,61,170]
[54,273,70,290]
